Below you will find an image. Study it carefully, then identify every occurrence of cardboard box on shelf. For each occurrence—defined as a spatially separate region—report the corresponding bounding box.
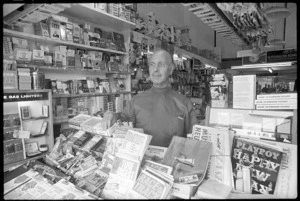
[48,20,61,40]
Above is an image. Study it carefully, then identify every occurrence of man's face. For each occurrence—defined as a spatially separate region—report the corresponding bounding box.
[149,52,172,87]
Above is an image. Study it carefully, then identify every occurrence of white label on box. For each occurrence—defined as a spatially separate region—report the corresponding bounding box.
[61,52,67,66]
[16,50,32,61]
[67,49,75,57]
[54,52,62,61]
[18,130,31,139]
[66,23,73,29]
[44,55,52,64]
[32,49,45,60]
[12,37,28,46]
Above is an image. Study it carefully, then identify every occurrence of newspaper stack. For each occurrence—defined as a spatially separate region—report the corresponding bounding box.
[128,161,174,199]
[101,129,152,199]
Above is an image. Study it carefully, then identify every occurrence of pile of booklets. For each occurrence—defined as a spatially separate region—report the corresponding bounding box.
[128,160,174,199]
[101,129,152,199]
[4,168,97,199]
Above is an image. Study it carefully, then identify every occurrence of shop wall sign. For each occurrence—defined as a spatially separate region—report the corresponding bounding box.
[4,92,49,102]
[266,49,297,63]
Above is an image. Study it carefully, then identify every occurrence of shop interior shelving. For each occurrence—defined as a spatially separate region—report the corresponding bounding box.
[59,3,136,31]
[3,28,127,55]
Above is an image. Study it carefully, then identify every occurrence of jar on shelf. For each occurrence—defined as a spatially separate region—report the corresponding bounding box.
[32,71,45,89]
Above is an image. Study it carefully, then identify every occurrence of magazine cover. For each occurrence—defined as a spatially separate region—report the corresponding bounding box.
[231,137,283,194]
[162,136,212,185]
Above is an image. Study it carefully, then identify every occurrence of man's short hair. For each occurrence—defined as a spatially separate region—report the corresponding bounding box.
[151,49,175,72]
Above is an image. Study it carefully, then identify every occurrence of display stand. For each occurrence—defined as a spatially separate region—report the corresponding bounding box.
[3,89,54,172]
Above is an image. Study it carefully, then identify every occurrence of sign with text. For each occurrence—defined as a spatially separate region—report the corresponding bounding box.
[4,92,49,102]
[267,49,297,63]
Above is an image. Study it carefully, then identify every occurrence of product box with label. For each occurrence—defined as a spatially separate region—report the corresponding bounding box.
[112,32,125,43]
[61,51,67,67]
[115,42,126,52]
[48,20,61,40]
[3,71,18,90]
[67,48,75,67]
[32,49,45,65]
[107,3,119,17]
[54,51,63,67]
[56,105,64,117]
[66,23,74,42]
[44,52,53,66]
[73,24,81,43]
[34,22,50,37]
[4,138,26,165]
[15,49,32,64]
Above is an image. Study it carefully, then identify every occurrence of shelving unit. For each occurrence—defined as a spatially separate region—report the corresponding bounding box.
[3,29,127,55]
[60,3,136,31]
[3,89,54,172]
[4,153,47,172]
[3,3,134,131]
[17,63,131,74]
[52,91,131,98]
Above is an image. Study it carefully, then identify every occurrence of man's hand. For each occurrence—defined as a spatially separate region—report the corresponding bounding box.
[102,111,119,129]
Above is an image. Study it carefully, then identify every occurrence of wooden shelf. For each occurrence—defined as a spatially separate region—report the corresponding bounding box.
[60,4,136,31]
[16,63,131,74]
[4,152,47,172]
[52,91,132,98]
[3,28,127,55]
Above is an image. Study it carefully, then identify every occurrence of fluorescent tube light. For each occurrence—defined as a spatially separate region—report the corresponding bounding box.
[231,62,294,69]
[205,64,217,69]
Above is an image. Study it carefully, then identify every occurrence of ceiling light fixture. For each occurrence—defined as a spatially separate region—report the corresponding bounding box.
[268,68,273,73]
[269,39,287,45]
[264,6,291,22]
[205,64,217,69]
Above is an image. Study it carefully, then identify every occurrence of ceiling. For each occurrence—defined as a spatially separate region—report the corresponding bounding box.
[185,3,297,76]
[184,3,296,51]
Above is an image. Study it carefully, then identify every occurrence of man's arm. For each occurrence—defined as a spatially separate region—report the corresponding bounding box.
[103,99,135,128]
[185,100,198,135]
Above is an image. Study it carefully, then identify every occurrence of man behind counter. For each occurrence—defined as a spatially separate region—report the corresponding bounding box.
[103,49,197,147]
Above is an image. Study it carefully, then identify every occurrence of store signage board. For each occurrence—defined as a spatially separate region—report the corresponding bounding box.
[4,92,49,102]
[266,49,297,63]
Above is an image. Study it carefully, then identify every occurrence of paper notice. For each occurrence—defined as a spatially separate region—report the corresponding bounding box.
[217,112,230,126]
[262,118,276,133]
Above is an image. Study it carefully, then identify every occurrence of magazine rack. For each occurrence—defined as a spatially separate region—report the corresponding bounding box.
[205,106,297,199]
[205,107,297,145]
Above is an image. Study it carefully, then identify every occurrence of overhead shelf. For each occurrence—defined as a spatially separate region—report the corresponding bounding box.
[52,91,132,98]
[16,63,131,75]
[3,29,127,55]
[60,3,136,31]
